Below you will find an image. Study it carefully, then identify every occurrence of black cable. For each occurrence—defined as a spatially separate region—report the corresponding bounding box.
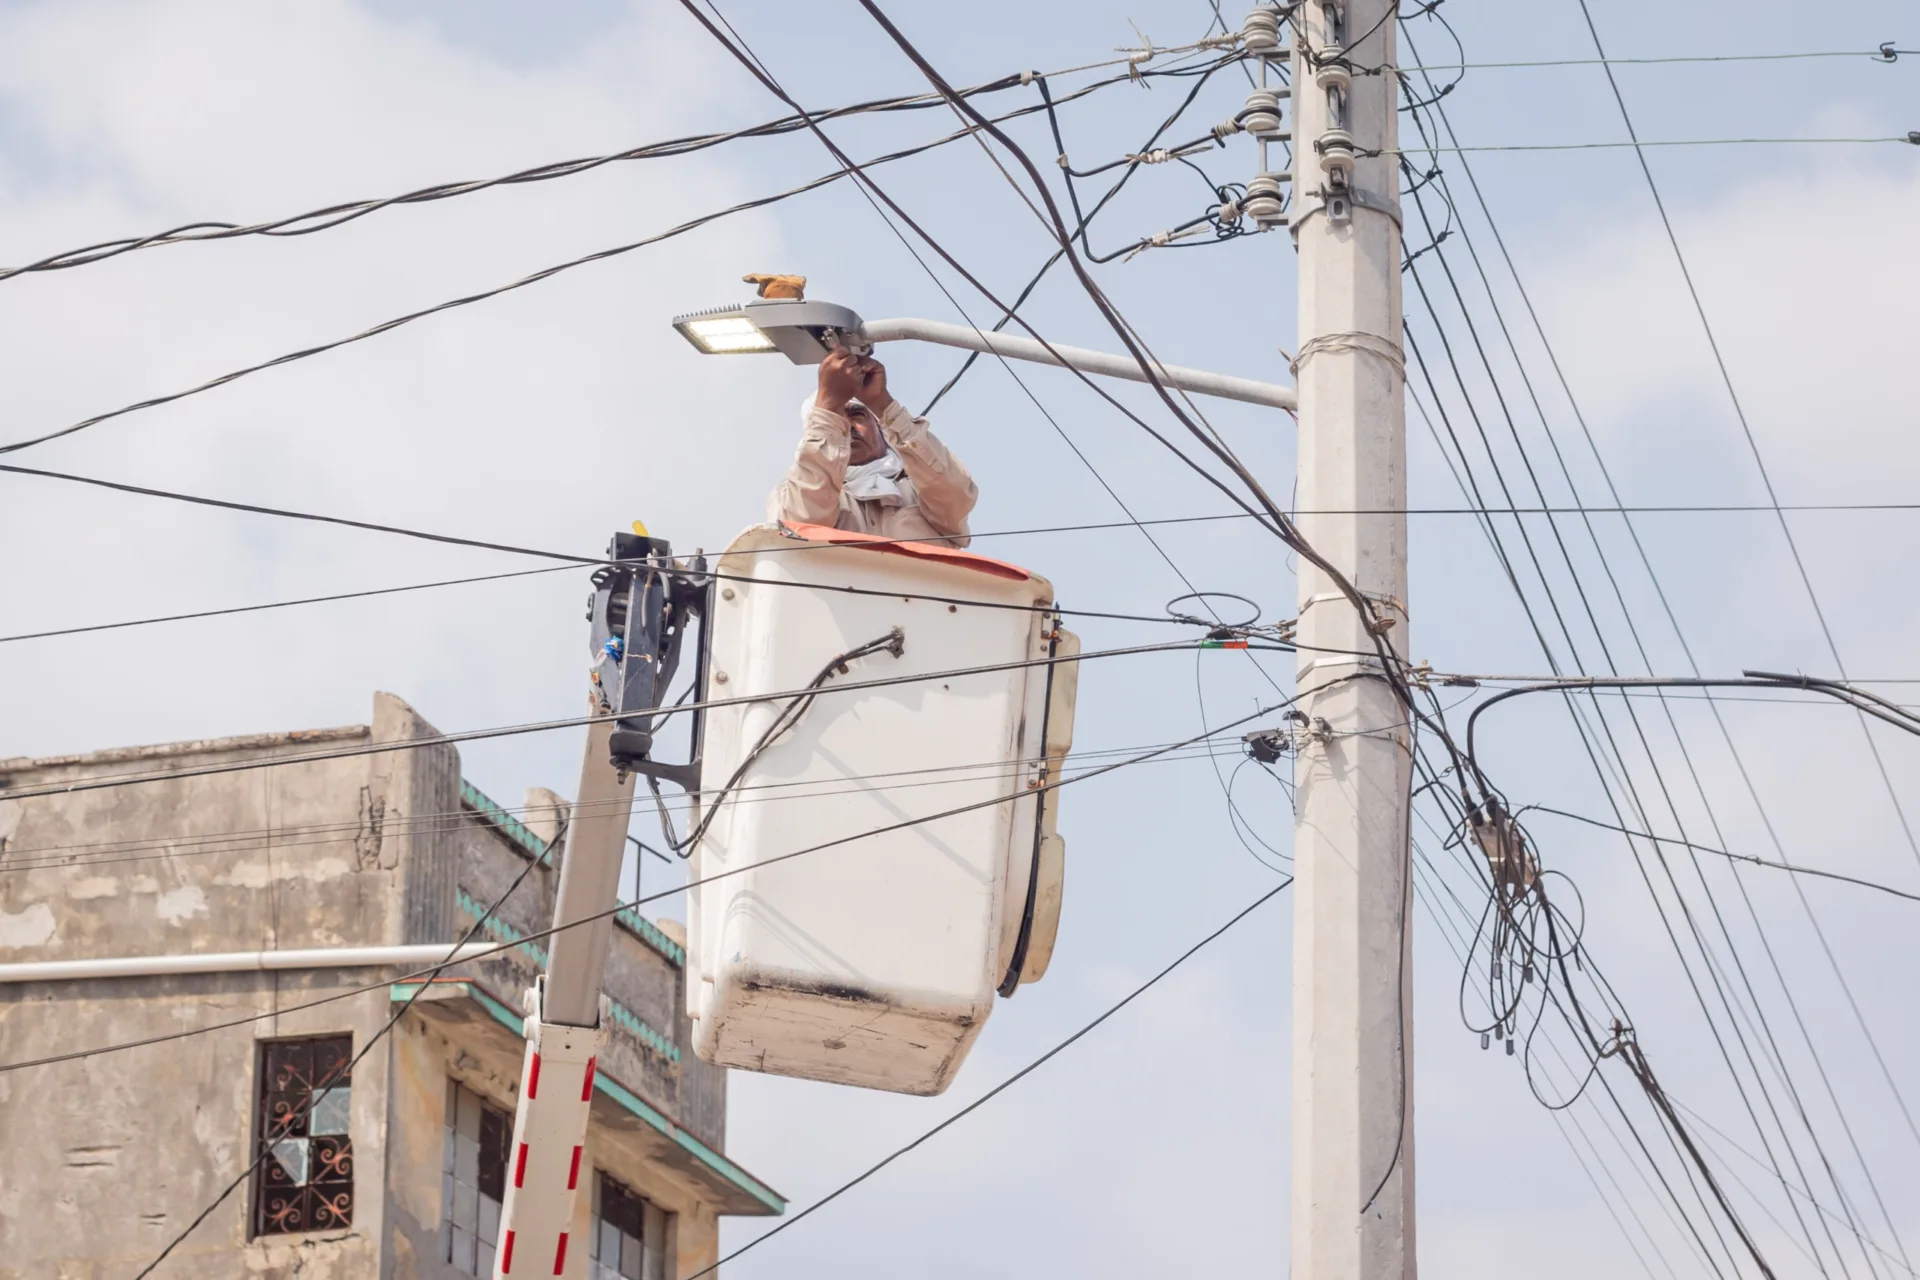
[13,483,1917,649]
[1519,806,1920,905]
[683,876,1292,1279]
[130,811,561,1276]
[1404,20,1920,1205]
[1402,34,1920,1268]
[1572,0,1920,874]
[678,0,1303,752]
[0,73,1142,459]
[0,460,1300,632]
[1403,91,1873,1268]
[0,511,1266,648]
[653,628,905,856]
[2,697,1296,1075]
[0,560,581,645]
[924,54,1241,411]
[825,0,1453,765]
[1406,159,1817,1280]
[0,739,1259,874]
[1036,64,1243,263]
[800,27,1771,1232]
[1464,674,1920,773]
[0,637,1293,804]
[0,59,1233,284]
[1405,131,1861,1273]
[679,0,1303,564]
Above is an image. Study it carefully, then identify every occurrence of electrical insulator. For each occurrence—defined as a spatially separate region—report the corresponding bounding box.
[1238,88,1286,141]
[1240,5,1284,57]
[1315,60,1351,97]
[1244,172,1288,228]
[1316,127,1356,183]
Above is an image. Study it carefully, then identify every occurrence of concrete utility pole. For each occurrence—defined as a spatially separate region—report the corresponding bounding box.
[1288,1,1415,1277]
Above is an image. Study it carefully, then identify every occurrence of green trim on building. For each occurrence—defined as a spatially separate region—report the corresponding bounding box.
[455,889,548,966]
[606,998,680,1064]
[616,907,686,968]
[590,1070,785,1215]
[459,778,683,970]
[460,778,553,866]
[390,980,785,1215]
[453,893,678,1065]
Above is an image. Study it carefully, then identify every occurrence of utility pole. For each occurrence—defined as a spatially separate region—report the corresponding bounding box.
[1288,1,1414,1277]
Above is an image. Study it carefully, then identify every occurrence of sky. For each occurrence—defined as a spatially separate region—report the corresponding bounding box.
[1,1,1916,1276]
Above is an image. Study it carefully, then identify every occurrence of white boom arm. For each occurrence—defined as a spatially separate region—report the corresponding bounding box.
[494,720,638,1278]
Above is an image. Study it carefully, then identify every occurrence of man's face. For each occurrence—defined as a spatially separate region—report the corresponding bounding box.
[846,401,886,466]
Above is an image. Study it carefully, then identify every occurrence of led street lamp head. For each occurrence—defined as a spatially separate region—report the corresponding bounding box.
[671,298,869,365]
[673,309,779,354]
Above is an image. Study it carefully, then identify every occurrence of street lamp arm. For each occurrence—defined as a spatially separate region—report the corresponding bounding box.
[862,317,1298,412]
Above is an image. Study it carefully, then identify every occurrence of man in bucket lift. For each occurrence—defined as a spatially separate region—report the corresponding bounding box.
[768,347,978,547]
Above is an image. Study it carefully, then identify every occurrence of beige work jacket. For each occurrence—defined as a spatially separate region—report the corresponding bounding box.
[767,397,978,546]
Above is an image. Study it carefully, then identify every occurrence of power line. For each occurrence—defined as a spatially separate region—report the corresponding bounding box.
[0,70,1172,459]
[0,460,1306,633]
[1399,23,1920,1218]
[14,492,1920,648]
[685,876,1291,1279]
[1572,0,1920,878]
[1394,46,1835,1268]
[1400,47,1914,72]
[1386,134,1917,154]
[0,511,1259,647]
[0,740,1256,873]
[0,698,1293,1075]
[1519,806,1920,905]
[0,637,1292,804]
[0,57,1221,285]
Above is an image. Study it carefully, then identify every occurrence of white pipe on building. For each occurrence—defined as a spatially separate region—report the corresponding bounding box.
[0,942,497,984]
[861,317,1299,411]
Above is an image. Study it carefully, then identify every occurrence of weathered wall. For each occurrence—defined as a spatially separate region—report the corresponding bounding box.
[0,694,454,1278]
[0,693,756,1279]
[0,970,396,1279]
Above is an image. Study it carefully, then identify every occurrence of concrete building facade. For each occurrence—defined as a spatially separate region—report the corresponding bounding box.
[0,692,782,1279]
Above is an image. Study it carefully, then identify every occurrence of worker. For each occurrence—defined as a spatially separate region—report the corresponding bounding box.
[768,348,978,547]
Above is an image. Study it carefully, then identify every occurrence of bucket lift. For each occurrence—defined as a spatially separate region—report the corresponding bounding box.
[686,522,1078,1094]
[491,523,1077,1274]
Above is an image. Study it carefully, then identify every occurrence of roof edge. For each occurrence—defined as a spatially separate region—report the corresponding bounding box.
[0,723,371,775]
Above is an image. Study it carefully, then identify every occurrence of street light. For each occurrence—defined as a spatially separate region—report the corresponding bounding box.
[670,294,1297,412]
[672,299,869,363]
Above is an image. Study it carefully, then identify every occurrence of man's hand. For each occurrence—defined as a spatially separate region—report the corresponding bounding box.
[816,349,865,414]
[854,357,895,417]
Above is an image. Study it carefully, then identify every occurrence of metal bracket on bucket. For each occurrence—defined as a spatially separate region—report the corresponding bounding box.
[588,531,712,790]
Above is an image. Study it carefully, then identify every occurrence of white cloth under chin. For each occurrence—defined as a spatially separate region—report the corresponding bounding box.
[843,449,910,507]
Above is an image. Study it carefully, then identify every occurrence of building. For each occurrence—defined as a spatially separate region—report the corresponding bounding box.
[0,693,783,1279]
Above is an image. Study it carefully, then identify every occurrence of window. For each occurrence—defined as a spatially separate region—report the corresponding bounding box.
[443,1080,512,1275]
[591,1173,669,1280]
[252,1035,355,1236]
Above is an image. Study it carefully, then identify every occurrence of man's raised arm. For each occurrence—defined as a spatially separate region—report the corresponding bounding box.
[767,350,864,527]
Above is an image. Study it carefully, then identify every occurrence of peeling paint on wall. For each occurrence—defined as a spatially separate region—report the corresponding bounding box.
[0,902,55,947]
[155,886,208,924]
